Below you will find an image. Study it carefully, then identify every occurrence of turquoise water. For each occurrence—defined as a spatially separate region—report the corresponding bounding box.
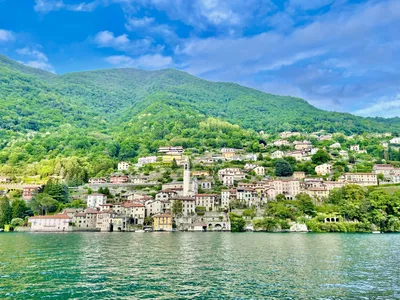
[0,233,399,299]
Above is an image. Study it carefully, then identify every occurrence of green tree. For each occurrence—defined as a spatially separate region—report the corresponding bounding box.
[257,153,263,161]
[229,213,245,232]
[30,193,59,215]
[171,158,178,169]
[369,190,390,230]
[172,200,183,215]
[328,184,368,221]
[377,173,385,184]
[11,218,24,227]
[43,179,69,204]
[296,193,316,217]
[11,199,28,219]
[275,194,287,202]
[0,197,12,228]
[275,160,293,177]
[312,149,330,164]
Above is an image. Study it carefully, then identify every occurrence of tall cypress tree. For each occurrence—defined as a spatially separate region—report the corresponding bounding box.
[0,197,12,228]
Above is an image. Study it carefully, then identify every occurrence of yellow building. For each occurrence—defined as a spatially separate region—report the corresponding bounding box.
[162,152,183,164]
[222,152,236,159]
[153,213,173,231]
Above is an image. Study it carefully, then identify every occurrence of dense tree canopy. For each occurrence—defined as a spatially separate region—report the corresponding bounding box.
[2,54,400,182]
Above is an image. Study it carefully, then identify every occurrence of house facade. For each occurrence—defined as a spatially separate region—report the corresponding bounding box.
[29,214,72,232]
[87,193,107,208]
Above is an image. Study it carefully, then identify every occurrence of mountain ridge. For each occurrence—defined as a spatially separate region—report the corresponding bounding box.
[0,54,399,181]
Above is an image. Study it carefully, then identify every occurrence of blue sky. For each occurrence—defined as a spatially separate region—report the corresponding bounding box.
[1,0,400,117]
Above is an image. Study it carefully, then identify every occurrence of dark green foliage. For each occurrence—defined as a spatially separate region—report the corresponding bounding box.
[275,194,287,202]
[296,193,317,217]
[10,218,24,227]
[43,179,69,203]
[30,193,59,215]
[172,200,183,216]
[0,197,12,228]
[11,199,28,219]
[312,149,330,164]
[275,160,293,177]
[171,158,178,169]
[2,54,400,180]
[229,213,246,232]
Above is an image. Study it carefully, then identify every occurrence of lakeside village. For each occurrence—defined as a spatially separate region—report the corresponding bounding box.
[2,130,400,233]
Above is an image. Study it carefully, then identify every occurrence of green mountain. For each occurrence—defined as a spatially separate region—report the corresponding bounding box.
[0,54,398,183]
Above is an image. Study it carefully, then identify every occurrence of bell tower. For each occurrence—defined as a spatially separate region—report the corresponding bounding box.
[183,159,190,196]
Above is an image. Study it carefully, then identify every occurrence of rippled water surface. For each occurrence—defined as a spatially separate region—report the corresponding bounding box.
[0,233,399,299]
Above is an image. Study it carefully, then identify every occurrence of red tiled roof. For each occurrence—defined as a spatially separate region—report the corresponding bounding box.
[153,213,172,218]
[123,202,145,208]
[172,196,196,201]
[74,213,87,217]
[29,214,71,220]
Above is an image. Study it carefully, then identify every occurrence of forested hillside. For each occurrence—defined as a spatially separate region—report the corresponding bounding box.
[0,54,399,183]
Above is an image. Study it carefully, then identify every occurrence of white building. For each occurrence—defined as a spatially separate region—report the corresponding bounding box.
[339,173,378,186]
[221,190,233,208]
[218,168,246,182]
[273,140,290,147]
[29,214,72,232]
[271,150,285,159]
[158,146,184,153]
[195,194,217,211]
[270,179,301,200]
[137,156,157,166]
[87,193,107,208]
[118,162,130,171]
[315,163,333,176]
[330,142,341,149]
[350,145,360,151]
[254,166,265,176]
[171,197,196,216]
[390,137,400,144]
[145,199,165,216]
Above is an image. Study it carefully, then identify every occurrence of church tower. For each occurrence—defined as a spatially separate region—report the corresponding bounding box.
[183,159,190,196]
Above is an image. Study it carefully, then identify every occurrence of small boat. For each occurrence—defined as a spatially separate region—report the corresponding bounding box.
[372,231,381,234]
[135,230,145,233]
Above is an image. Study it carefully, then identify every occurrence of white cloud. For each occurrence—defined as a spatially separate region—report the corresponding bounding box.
[124,16,177,41]
[93,30,164,55]
[94,30,130,48]
[24,60,56,73]
[0,29,15,42]
[34,0,99,13]
[105,54,173,69]
[16,47,55,73]
[354,94,400,117]
[105,55,134,66]
[125,16,155,29]
[16,47,49,62]
[172,0,400,113]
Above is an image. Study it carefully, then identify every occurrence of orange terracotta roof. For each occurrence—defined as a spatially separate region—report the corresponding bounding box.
[29,214,71,220]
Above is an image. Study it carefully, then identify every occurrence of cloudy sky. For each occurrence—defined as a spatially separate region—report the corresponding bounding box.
[1,0,399,117]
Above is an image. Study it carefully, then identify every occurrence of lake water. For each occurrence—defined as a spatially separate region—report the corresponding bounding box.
[0,233,399,299]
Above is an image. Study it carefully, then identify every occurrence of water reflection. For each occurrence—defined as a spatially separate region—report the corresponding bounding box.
[0,233,399,299]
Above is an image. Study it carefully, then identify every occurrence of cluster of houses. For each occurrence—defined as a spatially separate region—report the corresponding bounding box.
[29,161,380,233]
[373,164,400,183]
[20,131,400,233]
